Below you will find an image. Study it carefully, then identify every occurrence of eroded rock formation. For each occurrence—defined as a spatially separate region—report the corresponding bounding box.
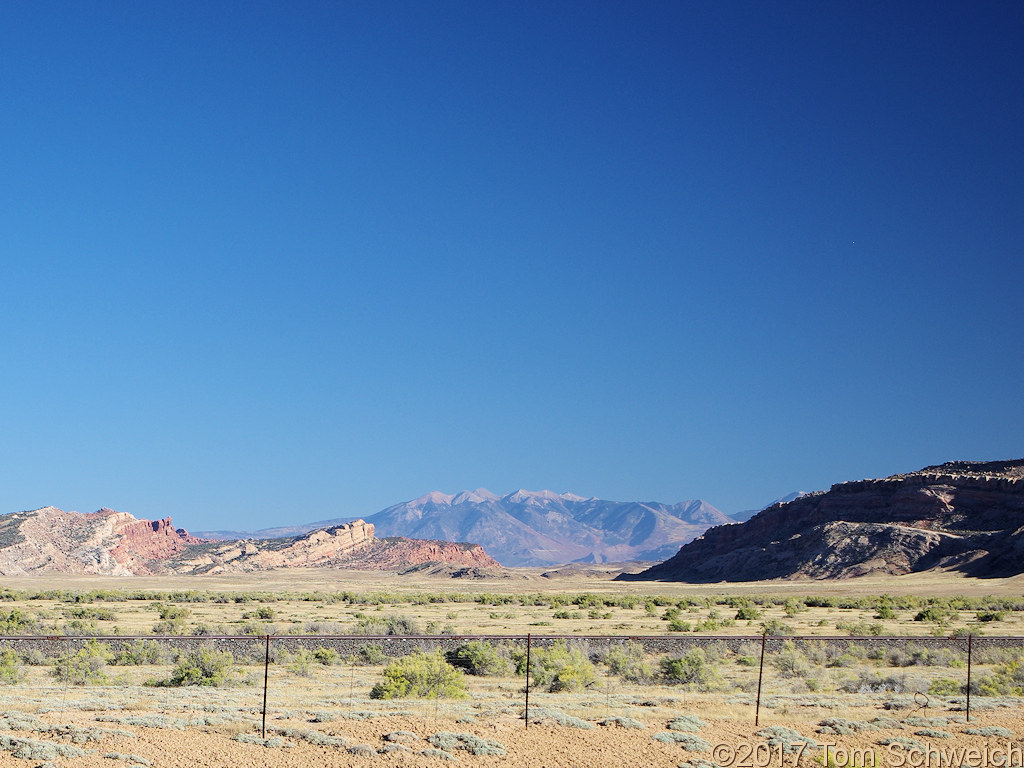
[622,459,1024,582]
[0,507,499,576]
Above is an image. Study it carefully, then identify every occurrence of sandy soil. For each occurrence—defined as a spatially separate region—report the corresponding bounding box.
[0,697,1020,768]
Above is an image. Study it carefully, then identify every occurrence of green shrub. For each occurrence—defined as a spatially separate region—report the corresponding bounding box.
[0,608,38,635]
[735,605,762,620]
[974,660,1024,696]
[446,641,510,676]
[914,606,957,624]
[515,640,597,693]
[158,646,235,687]
[0,649,24,684]
[369,650,467,699]
[771,640,810,678]
[51,639,113,685]
[312,647,340,665]
[156,604,191,620]
[284,647,314,677]
[114,640,165,666]
[761,619,794,635]
[602,641,654,683]
[660,648,721,691]
[783,599,806,617]
[352,644,386,665]
[354,615,421,635]
[977,610,1006,622]
[927,677,962,696]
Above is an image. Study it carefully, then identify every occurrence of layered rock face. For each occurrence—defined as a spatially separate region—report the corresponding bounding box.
[623,459,1024,582]
[0,508,499,576]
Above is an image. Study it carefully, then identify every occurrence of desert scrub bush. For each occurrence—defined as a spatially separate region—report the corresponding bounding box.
[735,605,762,620]
[353,614,421,635]
[281,647,315,677]
[242,606,275,620]
[51,639,113,685]
[660,648,722,691]
[964,726,1014,738]
[886,644,959,667]
[302,620,349,634]
[927,677,962,696]
[600,640,654,683]
[155,646,236,687]
[270,727,348,747]
[974,659,1024,696]
[522,706,594,729]
[816,718,881,735]
[756,726,818,753]
[234,733,292,748]
[114,639,166,665]
[761,618,794,635]
[0,735,87,761]
[370,650,467,699]
[652,732,710,751]
[427,732,506,756]
[834,620,885,635]
[772,640,811,678]
[351,643,386,665]
[312,647,340,665]
[515,640,596,693]
[977,609,1006,622]
[667,715,707,732]
[914,606,958,625]
[0,649,24,684]
[0,608,39,634]
[445,641,510,676]
[783,598,807,617]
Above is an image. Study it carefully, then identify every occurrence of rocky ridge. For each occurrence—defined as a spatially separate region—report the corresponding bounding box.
[622,459,1024,582]
[0,507,499,576]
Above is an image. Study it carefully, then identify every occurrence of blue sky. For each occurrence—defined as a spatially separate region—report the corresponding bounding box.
[2,1,1022,531]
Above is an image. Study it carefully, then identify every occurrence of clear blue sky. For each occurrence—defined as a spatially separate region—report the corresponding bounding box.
[2,1,1022,530]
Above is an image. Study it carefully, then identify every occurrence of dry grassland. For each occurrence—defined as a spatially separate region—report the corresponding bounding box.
[0,569,1019,766]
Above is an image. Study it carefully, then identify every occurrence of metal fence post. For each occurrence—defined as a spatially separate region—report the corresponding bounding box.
[525,633,531,730]
[966,634,972,723]
[755,632,767,726]
[261,635,270,738]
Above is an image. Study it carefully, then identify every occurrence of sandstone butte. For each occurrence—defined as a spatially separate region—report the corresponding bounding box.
[622,458,1024,583]
[0,506,499,576]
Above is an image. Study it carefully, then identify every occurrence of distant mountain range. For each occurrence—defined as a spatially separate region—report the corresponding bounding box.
[621,459,1024,582]
[197,488,732,567]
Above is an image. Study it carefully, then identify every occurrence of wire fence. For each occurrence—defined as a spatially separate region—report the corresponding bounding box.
[0,632,1020,737]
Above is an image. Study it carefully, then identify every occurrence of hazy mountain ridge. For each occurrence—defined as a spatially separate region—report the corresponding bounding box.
[199,488,732,567]
[0,507,499,576]
[622,459,1024,582]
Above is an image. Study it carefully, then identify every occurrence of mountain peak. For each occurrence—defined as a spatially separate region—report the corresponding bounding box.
[451,488,499,504]
[409,491,455,506]
[504,489,565,504]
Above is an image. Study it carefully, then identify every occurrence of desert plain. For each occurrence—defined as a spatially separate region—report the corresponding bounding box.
[0,568,1020,767]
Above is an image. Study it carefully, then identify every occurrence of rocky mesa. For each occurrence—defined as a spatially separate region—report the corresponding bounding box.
[622,459,1024,582]
[0,507,499,576]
